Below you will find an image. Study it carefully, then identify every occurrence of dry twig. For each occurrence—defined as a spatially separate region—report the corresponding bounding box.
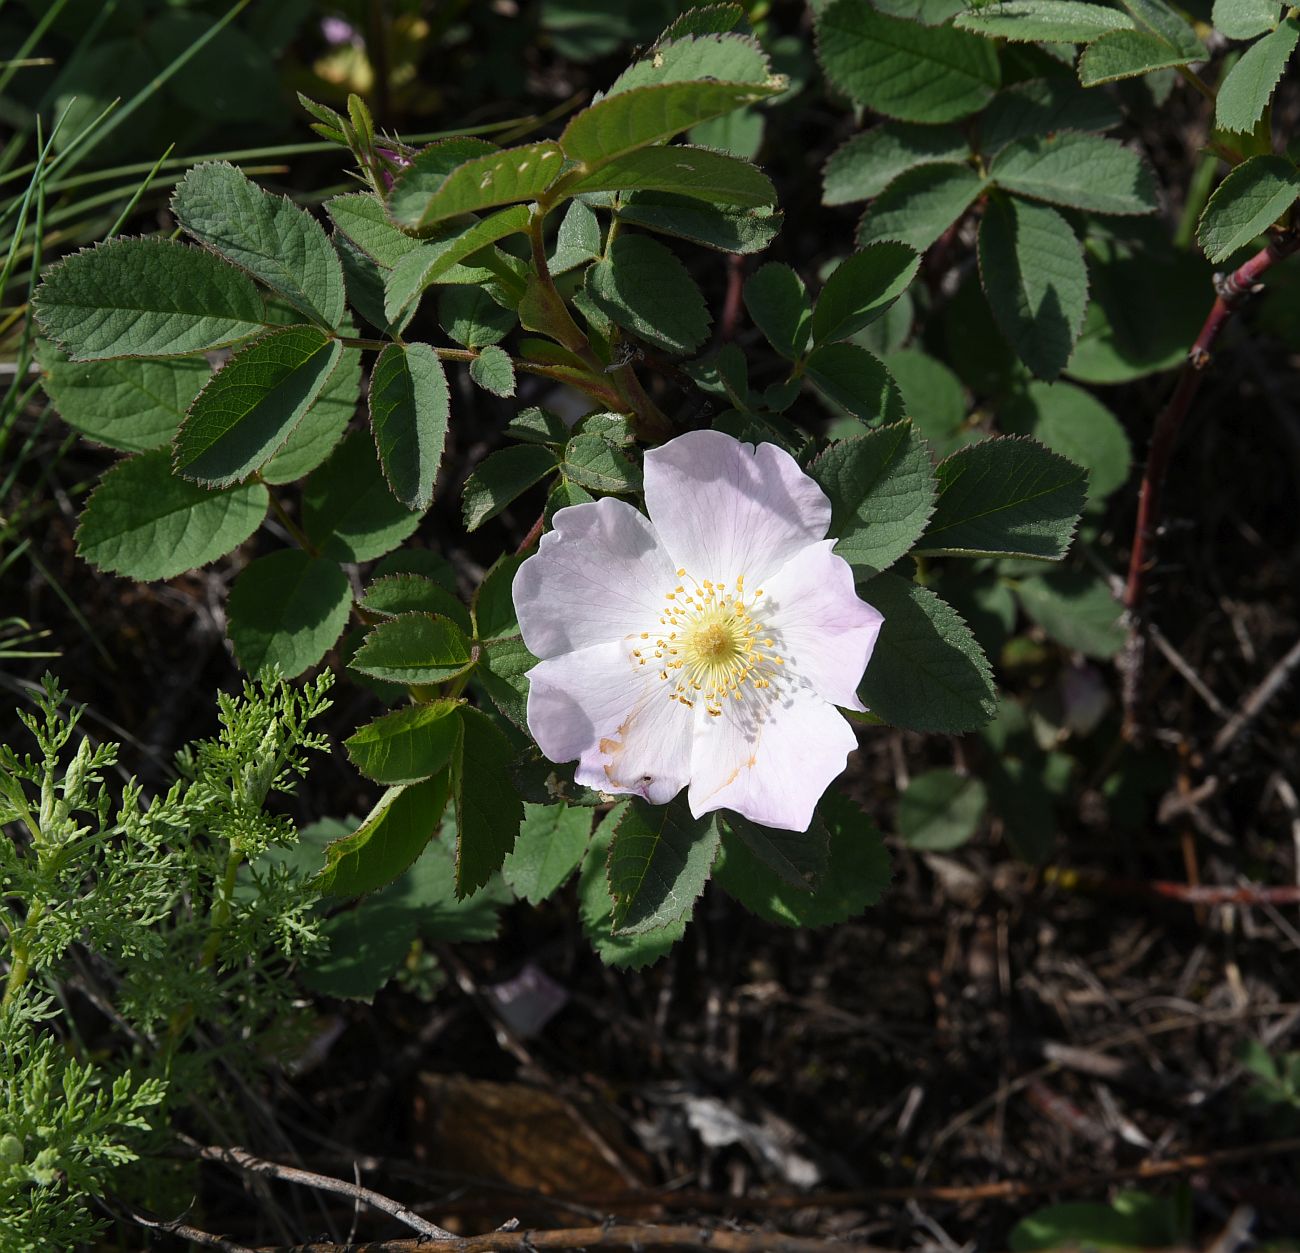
[256,1226,879,1252]
[105,1194,258,1253]
[1210,634,1300,756]
[177,1136,455,1241]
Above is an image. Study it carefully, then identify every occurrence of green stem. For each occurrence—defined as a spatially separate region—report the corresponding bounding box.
[1176,64,1217,103]
[164,843,244,1057]
[526,205,602,362]
[198,846,244,972]
[442,656,479,702]
[258,478,318,557]
[337,336,480,359]
[2,901,42,1007]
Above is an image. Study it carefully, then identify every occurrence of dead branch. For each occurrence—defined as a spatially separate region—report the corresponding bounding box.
[177,1135,455,1241]
[104,1195,258,1253]
[1210,634,1300,756]
[255,1227,875,1252]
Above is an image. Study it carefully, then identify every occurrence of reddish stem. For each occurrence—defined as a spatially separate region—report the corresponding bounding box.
[1149,881,1300,906]
[514,511,545,556]
[1120,231,1300,736]
[717,253,745,343]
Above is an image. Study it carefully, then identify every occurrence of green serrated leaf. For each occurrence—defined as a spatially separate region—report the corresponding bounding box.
[823,123,969,206]
[470,344,517,397]
[511,746,605,808]
[559,80,781,166]
[870,0,977,18]
[745,263,813,359]
[351,613,475,684]
[261,346,361,485]
[502,802,595,903]
[561,433,643,493]
[657,4,748,41]
[361,574,471,633]
[1214,0,1280,39]
[978,78,1123,156]
[1014,568,1125,657]
[302,903,417,1000]
[899,768,988,850]
[1198,155,1300,262]
[714,791,890,925]
[1216,20,1300,132]
[941,271,1028,393]
[978,195,1088,382]
[506,405,571,445]
[1078,28,1203,84]
[336,238,416,338]
[810,422,937,577]
[723,812,829,891]
[227,549,351,678]
[804,341,905,425]
[1065,245,1211,383]
[856,162,985,251]
[856,573,997,733]
[388,141,562,232]
[463,444,560,531]
[687,344,752,407]
[34,238,267,361]
[579,804,686,968]
[396,835,512,939]
[453,706,522,897]
[1121,0,1206,54]
[314,775,450,897]
[472,553,526,642]
[326,191,425,267]
[551,199,603,274]
[917,436,1087,559]
[475,634,537,729]
[586,234,711,353]
[816,0,1000,123]
[990,133,1157,216]
[609,32,772,93]
[566,145,777,206]
[172,162,346,329]
[173,326,342,486]
[617,191,782,253]
[688,106,765,159]
[936,568,1018,658]
[546,476,598,521]
[372,548,459,590]
[303,429,425,561]
[345,700,464,784]
[76,450,268,580]
[438,285,517,347]
[882,348,969,457]
[607,797,720,934]
[813,242,920,345]
[37,340,209,452]
[383,204,532,323]
[369,342,450,511]
[1000,381,1131,503]
[955,0,1134,40]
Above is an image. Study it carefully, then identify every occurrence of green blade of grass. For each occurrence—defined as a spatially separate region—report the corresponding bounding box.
[0,0,71,97]
[104,143,174,239]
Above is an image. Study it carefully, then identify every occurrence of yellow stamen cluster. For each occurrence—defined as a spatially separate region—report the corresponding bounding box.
[630,569,784,717]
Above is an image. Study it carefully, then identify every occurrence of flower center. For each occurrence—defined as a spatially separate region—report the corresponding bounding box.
[630,569,785,717]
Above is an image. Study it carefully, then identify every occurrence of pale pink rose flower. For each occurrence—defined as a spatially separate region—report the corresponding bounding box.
[511,430,884,832]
